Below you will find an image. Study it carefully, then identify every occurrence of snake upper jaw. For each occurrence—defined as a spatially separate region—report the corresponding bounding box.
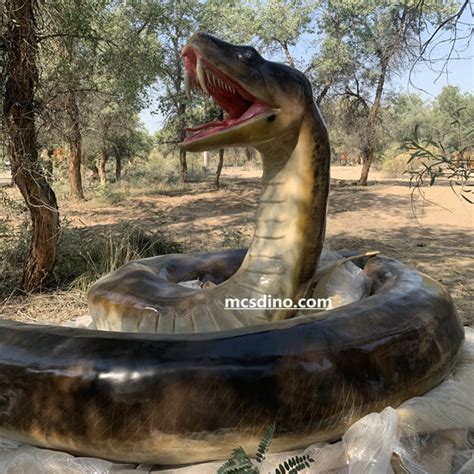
[179,32,307,152]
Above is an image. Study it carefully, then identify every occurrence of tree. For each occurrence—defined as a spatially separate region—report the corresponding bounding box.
[3,0,60,291]
[387,92,428,144]
[307,4,356,105]
[153,0,204,183]
[112,121,152,181]
[322,93,390,169]
[37,0,161,194]
[85,99,152,184]
[37,0,108,199]
[323,0,459,185]
[251,0,314,67]
[403,96,473,203]
[90,2,160,184]
[411,0,470,88]
[387,86,473,156]
[432,86,474,149]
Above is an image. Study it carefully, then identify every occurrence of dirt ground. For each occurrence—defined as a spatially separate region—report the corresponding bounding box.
[1,165,472,325]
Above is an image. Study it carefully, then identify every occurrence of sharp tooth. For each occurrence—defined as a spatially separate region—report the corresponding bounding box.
[196,58,209,95]
[205,70,212,88]
[184,71,191,100]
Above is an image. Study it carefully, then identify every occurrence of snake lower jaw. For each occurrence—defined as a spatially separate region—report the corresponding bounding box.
[179,106,279,152]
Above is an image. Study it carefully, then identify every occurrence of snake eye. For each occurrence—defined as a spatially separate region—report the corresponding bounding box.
[239,47,260,63]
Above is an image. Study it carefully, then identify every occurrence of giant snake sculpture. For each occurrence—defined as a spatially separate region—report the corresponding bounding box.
[0,33,464,465]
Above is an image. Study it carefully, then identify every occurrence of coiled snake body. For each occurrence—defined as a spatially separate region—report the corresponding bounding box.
[0,33,464,465]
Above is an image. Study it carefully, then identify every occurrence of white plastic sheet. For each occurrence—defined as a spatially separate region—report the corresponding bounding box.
[0,329,472,473]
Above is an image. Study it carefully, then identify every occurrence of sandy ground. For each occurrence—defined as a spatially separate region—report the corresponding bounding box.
[1,165,472,325]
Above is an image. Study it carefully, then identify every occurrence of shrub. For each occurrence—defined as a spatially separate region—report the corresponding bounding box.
[56,223,182,291]
[0,221,181,295]
[381,152,419,178]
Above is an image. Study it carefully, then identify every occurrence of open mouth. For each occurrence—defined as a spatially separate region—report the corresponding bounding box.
[181,47,271,143]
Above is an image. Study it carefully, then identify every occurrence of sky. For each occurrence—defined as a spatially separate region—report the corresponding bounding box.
[139,9,473,134]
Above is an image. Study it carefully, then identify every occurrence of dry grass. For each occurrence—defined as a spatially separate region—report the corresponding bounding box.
[1,290,87,324]
[0,221,182,322]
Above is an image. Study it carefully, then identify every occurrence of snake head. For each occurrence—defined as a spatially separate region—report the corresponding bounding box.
[179,32,312,152]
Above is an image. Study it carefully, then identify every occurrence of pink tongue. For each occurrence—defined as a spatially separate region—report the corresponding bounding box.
[186,120,224,132]
[186,103,268,133]
[231,103,268,123]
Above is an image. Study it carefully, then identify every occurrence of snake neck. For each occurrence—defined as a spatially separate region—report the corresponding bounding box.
[230,105,330,309]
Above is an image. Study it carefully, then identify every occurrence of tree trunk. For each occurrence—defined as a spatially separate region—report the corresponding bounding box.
[90,165,99,180]
[358,147,372,186]
[244,147,255,162]
[215,149,224,188]
[316,81,332,106]
[45,147,54,183]
[281,41,295,67]
[178,128,188,182]
[177,100,188,182]
[114,146,122,181]
[179,149,188,183]
[214,110,225,187]
[357,58,389,186]
[357,148,373,187]
[4,0,60,291]
[99,150,108,185]
[66,91,84,199]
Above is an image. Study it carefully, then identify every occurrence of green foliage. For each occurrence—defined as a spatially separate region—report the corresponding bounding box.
[125,149,203,188]
[403,104,473,202]
[218,447,255,474]
[151,0,205,145]
[325,83,473,181]
[275,454,315,473]
[256,422,275,464]
[36,0,161,175]
[218,423,314,474]
[32,0,471,188]
[251,0,314,64]
[387,93,431,144]
[431,86,474,151]
[202,0,256,44]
